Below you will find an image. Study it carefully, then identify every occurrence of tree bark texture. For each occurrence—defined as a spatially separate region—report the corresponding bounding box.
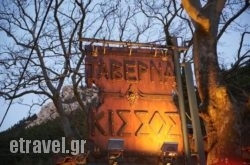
[182,0,242,164]
[193,30,241,164]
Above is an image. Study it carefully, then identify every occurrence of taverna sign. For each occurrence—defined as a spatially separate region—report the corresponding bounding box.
[83,38,183,154]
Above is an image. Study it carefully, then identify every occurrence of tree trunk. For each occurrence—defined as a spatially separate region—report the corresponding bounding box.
[53,97,75,140]
[193,29,242,164]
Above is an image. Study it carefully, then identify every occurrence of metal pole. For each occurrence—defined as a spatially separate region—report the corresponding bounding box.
[184,62,206,165]
[79,37,188,50]
[172,37,191,165]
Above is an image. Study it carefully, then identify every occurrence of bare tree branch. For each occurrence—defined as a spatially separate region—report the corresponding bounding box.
[217,0,250,40]
[181,0,210,31]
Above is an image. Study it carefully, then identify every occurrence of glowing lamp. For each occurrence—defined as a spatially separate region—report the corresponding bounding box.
[161,142,178,155]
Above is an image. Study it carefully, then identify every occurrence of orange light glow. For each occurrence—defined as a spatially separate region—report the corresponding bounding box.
[85,46,183,155]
